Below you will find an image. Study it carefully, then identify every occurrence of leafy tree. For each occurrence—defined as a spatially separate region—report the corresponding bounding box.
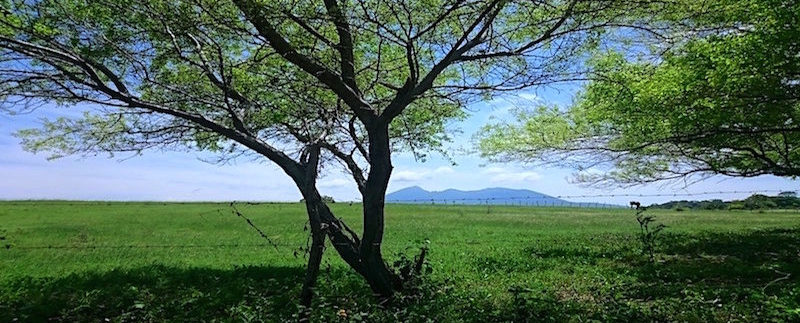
[649,194,800,210]
[1,0,694,302]
[742,194,778,210]
[300,196,335,203]
[477,0,800,185]
[701,199,727,210]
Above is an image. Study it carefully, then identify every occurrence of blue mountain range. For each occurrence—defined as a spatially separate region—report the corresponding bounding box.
[386,186,619,207]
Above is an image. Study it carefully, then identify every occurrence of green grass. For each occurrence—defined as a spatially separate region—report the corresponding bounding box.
[1,201,799,322]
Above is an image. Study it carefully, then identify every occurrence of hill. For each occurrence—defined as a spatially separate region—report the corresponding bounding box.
[386,186,616,207]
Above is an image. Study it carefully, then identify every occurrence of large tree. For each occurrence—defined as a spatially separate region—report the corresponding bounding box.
[1,0,688,302]
[478,0,800,185]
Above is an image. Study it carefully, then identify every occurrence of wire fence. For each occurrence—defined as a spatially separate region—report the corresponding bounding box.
[380,189,794,208]
[1,189,795,251]
[3,243,285,250]
[0,189,792,208]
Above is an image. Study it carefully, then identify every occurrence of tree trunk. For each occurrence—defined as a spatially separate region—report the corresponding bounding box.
[299,190,325,310]
[294,146,328,314]
[358,122,402,298]
[301,186,400,300]
[289,127,402,303]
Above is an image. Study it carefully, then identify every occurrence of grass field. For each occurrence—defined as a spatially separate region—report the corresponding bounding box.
[1,201,799,322]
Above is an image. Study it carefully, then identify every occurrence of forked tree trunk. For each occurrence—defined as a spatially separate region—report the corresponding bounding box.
[293,123,403,304]
[300,190,400,300]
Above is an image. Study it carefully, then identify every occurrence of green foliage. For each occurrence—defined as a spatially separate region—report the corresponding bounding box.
[2,202,800,321]
[477,0,800,184]
[299,195,336,204]
[635,208,666,263]
[2,0,468,160]
[651,193,800,210]
[2,0,707,164]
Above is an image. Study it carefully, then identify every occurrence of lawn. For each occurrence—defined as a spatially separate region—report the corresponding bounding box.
[1,201,799,322]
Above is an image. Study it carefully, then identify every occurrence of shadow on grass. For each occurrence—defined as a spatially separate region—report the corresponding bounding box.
[614,228,799,321]
[2,228,799,322]
[483,228,800,322]
[623,228,800,302]
[0,265,307,322]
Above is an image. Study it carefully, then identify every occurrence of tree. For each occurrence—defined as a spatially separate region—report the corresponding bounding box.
[477,0,800,186]
[1,0,690,302]
[300,196,335,203]
[742,194,778,210]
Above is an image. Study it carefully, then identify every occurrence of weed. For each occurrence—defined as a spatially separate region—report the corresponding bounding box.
[1,202,799,321]
[635,207,666,263]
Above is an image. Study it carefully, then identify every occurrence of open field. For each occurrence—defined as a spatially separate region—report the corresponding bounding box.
[1,201,799,322]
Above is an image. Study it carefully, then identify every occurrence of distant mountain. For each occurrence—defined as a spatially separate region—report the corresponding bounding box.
[386,186,618,207]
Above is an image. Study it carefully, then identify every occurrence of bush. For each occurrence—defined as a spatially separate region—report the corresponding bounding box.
[299,195,336,204]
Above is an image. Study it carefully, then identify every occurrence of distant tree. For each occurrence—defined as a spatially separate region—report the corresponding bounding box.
[700,199,727,210]
[651,194,800,211]
[743,194,778,210]
[477,0,800,185]
[774,193,800,209]
[0,0,704,303]
[302,196,335,204]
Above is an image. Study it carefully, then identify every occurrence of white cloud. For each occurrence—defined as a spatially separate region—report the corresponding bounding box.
[433,166,455,174]
[391,166,456,183]
[492,171,542,183]
[480,91,544,122]
[318,178,351,188]
[482,167,541,183]
[392,170,428,182]
[483,167,508,175]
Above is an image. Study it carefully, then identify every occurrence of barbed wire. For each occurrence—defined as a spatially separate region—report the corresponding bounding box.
[3,243,288,250]
[2,190,796,251]
[381,189,793,203]
[1,189,791,206]
[0,201,299,206]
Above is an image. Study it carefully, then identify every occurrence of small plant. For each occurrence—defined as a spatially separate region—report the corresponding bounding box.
[635,207,666,263]
[392,240,432,291]
[0,228,9,250]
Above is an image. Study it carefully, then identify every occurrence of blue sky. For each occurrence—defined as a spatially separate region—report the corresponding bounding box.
[1,86,797,205]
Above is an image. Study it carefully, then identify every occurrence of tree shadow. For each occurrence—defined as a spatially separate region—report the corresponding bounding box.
[3,228,799,322]
[1,265,308,322]
[607,228,800,321]
[627,228,800,295]
[494,228,800,322]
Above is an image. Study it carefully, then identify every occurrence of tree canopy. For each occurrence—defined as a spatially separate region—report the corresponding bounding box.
[1,0,705,301]
[477,0,800,185]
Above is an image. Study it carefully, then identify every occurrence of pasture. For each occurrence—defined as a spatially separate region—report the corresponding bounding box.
[1,201,799,322]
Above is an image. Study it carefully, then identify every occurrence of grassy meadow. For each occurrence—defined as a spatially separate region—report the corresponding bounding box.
[1,201,799,322]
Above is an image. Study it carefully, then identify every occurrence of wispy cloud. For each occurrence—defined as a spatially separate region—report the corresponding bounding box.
[483,166,541,183]
[391,166,455,183]
[318,178,351,188]
[482,91,545,121]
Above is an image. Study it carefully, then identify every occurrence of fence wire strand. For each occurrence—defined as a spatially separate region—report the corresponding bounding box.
[1,189,795,251]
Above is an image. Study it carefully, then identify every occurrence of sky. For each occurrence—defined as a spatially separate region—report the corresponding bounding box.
[1,86,798,205]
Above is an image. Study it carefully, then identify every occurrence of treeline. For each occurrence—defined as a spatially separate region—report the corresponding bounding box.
[649,192,800,210]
